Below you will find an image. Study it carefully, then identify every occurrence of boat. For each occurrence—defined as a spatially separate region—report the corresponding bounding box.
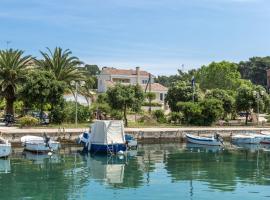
[0,137,11,158]
[78,120,127,153]
[259,131,270,144]
[185,133,223,146]
[231,133,270,144]
[21,134,60,153]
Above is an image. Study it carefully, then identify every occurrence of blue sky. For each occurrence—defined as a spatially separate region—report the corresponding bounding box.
[1,0,270,75]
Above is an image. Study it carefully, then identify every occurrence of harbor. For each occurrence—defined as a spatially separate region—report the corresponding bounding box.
[2,125,270,144]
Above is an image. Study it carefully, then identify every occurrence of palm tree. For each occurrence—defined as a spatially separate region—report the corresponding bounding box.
[0,49,32,115]
[36,47,84,85]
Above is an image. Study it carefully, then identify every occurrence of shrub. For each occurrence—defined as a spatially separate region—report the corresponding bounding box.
[110,110,123,120]
[152,109,166,123]
[138,114,157,125]
[19,116,39,127]
[142,102,162,107]
[63,102,92,123]
[168,112,183,124]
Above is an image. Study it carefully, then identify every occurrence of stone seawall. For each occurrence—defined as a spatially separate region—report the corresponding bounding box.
[1,127,270,145]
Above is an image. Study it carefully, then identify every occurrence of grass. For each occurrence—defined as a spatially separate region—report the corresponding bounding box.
[127,121,181,128]
[31,122,90,129]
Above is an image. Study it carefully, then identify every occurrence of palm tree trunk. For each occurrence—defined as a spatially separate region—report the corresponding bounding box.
[5,97,15,115]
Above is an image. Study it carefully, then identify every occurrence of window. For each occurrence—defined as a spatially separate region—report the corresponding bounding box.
[160,93,163,101]
[142,80,148,84]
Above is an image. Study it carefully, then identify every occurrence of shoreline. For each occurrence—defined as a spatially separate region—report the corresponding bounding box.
[1,126,270,144]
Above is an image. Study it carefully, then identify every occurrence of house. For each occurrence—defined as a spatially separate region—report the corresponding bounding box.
[97,67,168,105]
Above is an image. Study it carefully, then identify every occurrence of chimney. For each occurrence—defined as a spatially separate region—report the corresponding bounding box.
[136,66,140,84]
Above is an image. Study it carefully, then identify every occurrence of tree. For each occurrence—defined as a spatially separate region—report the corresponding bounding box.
[205,89,235,119]
[19,70,66,116]
[238,57,270,88]
[83,64,100,76]
[166,81,202,112]
[196,61,241,90]
[235,85,255,125]
[0,49,32,115]
[177,102,202,125]
[199,99,224,126]
[145,92,156,113]
[106,84,145,126]
[36,47,84,86]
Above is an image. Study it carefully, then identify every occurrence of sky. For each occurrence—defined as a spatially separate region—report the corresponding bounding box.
[1,0,270,75]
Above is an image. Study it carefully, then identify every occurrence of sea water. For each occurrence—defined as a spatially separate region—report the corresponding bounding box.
[0,143,269,200]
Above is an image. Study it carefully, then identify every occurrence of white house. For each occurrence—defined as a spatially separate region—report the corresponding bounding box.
[97,67,168,105]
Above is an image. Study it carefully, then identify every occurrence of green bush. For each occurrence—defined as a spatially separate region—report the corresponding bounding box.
[152,109,166,123]
[63,102,92,123]
[110,110,123,120]
[142,102,162,107]
[19,116,39,127]
[168,112,183,124]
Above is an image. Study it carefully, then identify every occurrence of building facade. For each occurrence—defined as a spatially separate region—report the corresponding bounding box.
[97,67,168,105]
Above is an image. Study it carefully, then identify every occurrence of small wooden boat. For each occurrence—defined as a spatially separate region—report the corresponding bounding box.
[185,133,223,146]
[21,135,60,152]
[0,138,11,158]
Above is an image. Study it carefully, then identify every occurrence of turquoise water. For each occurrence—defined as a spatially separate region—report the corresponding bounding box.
[0,143,269,200]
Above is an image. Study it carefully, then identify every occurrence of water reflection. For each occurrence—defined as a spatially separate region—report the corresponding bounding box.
[0,159,10,173]
[186,143,223,153]
[22,151,61,165]
[0,144,269,200]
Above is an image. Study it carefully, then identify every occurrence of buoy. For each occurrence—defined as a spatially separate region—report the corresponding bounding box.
[48,152,53,156]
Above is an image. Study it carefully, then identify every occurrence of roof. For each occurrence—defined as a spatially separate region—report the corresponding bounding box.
[141,83,168,92]
[105,81,168,92]
[102,67,151,76]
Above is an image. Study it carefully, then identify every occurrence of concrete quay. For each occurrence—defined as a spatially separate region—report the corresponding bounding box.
[1,126,270,144]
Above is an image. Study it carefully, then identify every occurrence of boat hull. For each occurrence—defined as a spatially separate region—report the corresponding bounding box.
[232,135,262,144]
[24,142,60,152]
[186,134,222,146]
[0,144,11,157]
[89,144,127,153]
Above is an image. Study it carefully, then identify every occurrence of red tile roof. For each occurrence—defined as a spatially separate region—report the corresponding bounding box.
[105,81,168,92]
[102,67,151,76]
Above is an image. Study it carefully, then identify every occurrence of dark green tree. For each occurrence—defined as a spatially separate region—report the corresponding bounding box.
[106,84,145,126]
[166,81,202,112]
[196,61,241,90]
[205,89,235,119]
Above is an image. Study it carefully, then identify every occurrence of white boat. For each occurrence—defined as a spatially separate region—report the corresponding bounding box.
[185,133,223,146]
[21,135,60,152]
[231,134,263,144]
[259,131,270,144]
[125,134,138,149]
[0,138,11,158]
[78,120,127,153]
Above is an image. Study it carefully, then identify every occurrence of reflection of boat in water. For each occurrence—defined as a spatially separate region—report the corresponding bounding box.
[23,151,61,164]
[0,137,11,158]
[82,155,126,184]
[185,133,223,146]
[0,159,10,173]
[186,143,222,153]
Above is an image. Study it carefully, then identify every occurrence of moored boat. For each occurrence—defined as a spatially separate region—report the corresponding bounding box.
[21,135,60,153]
[79,120,127,154]
[185,133,223,146]
[231,133,270,144]
[259,131,270,144]
[0,137,11,158]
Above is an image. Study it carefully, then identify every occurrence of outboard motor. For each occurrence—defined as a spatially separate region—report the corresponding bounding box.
[79,132,91,150]
[43,133,50,147]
